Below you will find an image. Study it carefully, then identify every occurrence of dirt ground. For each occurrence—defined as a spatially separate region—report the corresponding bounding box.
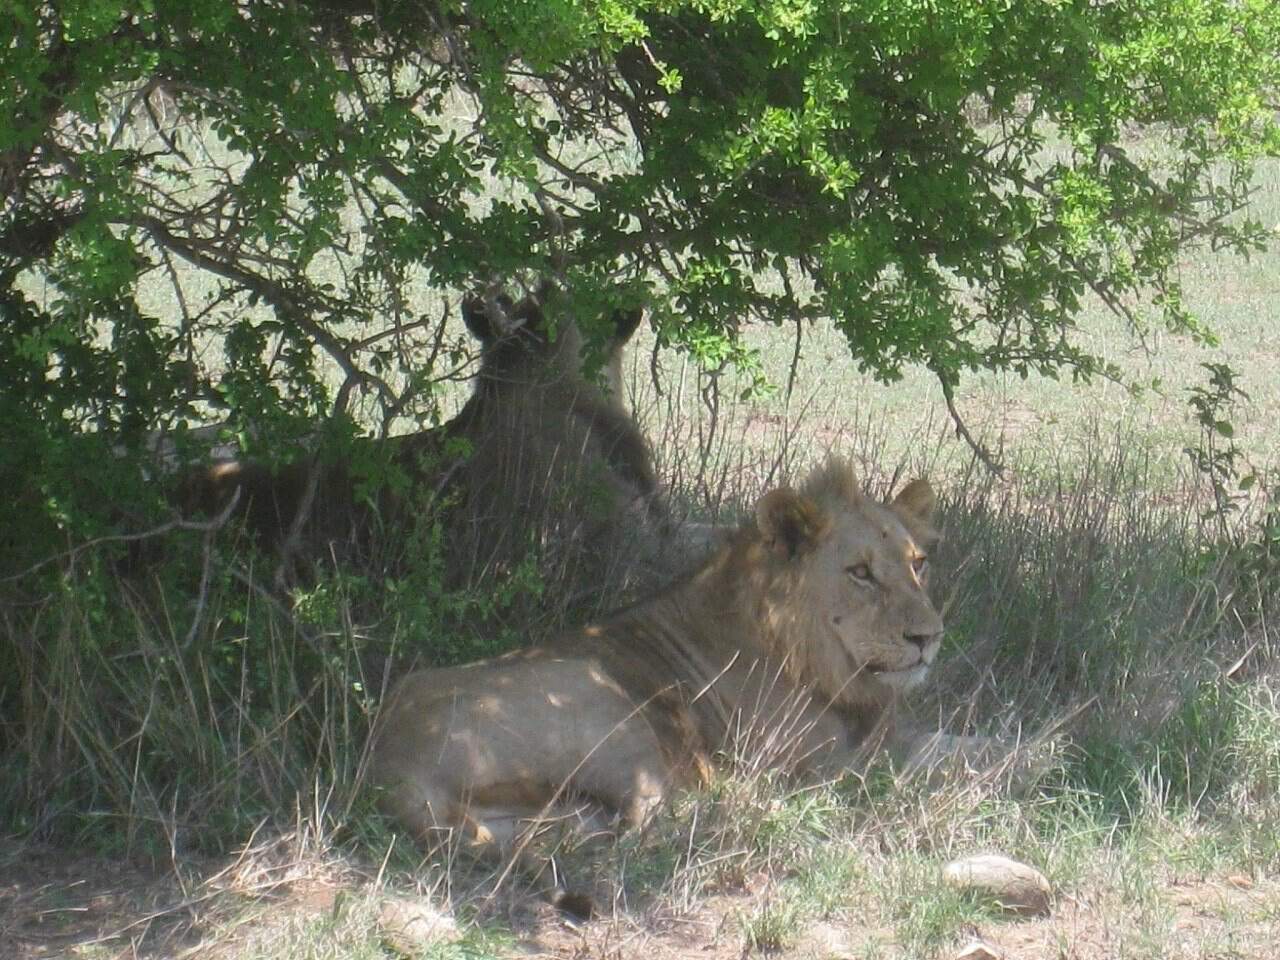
[5,841,1280,960]
[2,845,204,959]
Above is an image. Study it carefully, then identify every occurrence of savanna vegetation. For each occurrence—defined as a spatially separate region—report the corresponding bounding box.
[3,0,1280,957]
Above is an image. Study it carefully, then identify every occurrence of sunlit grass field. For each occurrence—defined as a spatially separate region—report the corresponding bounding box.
[628,153,1280,505]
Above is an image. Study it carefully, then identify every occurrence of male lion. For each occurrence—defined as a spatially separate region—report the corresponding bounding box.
[370,457,960,848]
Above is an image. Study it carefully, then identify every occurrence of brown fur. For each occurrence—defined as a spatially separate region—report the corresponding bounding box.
[369,458,945,848]
[440,286,666,582]
[174,285,665,580]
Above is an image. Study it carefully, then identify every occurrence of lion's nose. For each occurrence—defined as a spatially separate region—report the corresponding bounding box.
[904,631,938,651]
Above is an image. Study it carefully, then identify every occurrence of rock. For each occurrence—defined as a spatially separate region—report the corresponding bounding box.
[378,895,459,956]
[954,938,1002,960]
[943,853,1052,917]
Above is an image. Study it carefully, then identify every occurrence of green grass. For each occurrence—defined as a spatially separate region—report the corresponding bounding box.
[6,422,1280,960]
[4,435,1279,960]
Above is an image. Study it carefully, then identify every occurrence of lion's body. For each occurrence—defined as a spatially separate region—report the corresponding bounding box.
[438,290,666,583]
[177,286,667,582]
[370,459,945,846]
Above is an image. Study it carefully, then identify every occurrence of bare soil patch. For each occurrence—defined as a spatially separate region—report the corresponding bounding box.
[0,838,350,960]
[6,842,1279,960]
[1,843,202,959]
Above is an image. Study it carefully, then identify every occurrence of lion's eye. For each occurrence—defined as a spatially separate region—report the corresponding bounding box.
[912,555,928,575]
[846,563,874,584]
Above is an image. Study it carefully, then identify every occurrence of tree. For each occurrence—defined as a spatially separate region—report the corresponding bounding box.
[3,0,1278,536]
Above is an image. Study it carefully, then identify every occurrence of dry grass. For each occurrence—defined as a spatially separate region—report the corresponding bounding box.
[6,353,1280,958]
[9,418,1279,960]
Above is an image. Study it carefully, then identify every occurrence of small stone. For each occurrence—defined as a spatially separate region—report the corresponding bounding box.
[378,895,459,956]
[943,853,1052,917]
[954,939,1002,960]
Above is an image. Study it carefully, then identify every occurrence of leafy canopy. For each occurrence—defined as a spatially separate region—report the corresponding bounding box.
[2,0,1278,528]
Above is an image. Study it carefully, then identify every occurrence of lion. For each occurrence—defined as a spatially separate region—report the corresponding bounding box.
[424,284,669,584]
[177,283,668,584]
[369,457,974,849]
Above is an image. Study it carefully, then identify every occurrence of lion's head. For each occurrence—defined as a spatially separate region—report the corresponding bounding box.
[442,284,665,588]
[736,457,943,722]
[458,281,641,407]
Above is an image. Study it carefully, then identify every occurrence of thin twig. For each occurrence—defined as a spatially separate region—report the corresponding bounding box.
[227,567,326,661]
[182,516,219,651]
[2,489,242,585]
[936,372,1004,475]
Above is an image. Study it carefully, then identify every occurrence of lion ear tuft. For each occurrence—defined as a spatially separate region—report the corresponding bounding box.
[461,294,492,341]
[756,488,830,557]
[892,478,936,523]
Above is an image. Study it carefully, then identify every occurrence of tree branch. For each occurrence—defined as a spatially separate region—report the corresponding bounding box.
[131,213,402,413]
[935,370,1004,476]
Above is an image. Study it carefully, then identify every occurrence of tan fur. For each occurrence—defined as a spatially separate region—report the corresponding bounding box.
[369,458,945,847]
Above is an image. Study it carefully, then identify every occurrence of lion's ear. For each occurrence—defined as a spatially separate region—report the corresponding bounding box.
[461,294,491,341]
[610,307,643,344]
[512,297,549,337]
[892,478,936,523]
[462,293,517,343]
[756,488,829,557]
